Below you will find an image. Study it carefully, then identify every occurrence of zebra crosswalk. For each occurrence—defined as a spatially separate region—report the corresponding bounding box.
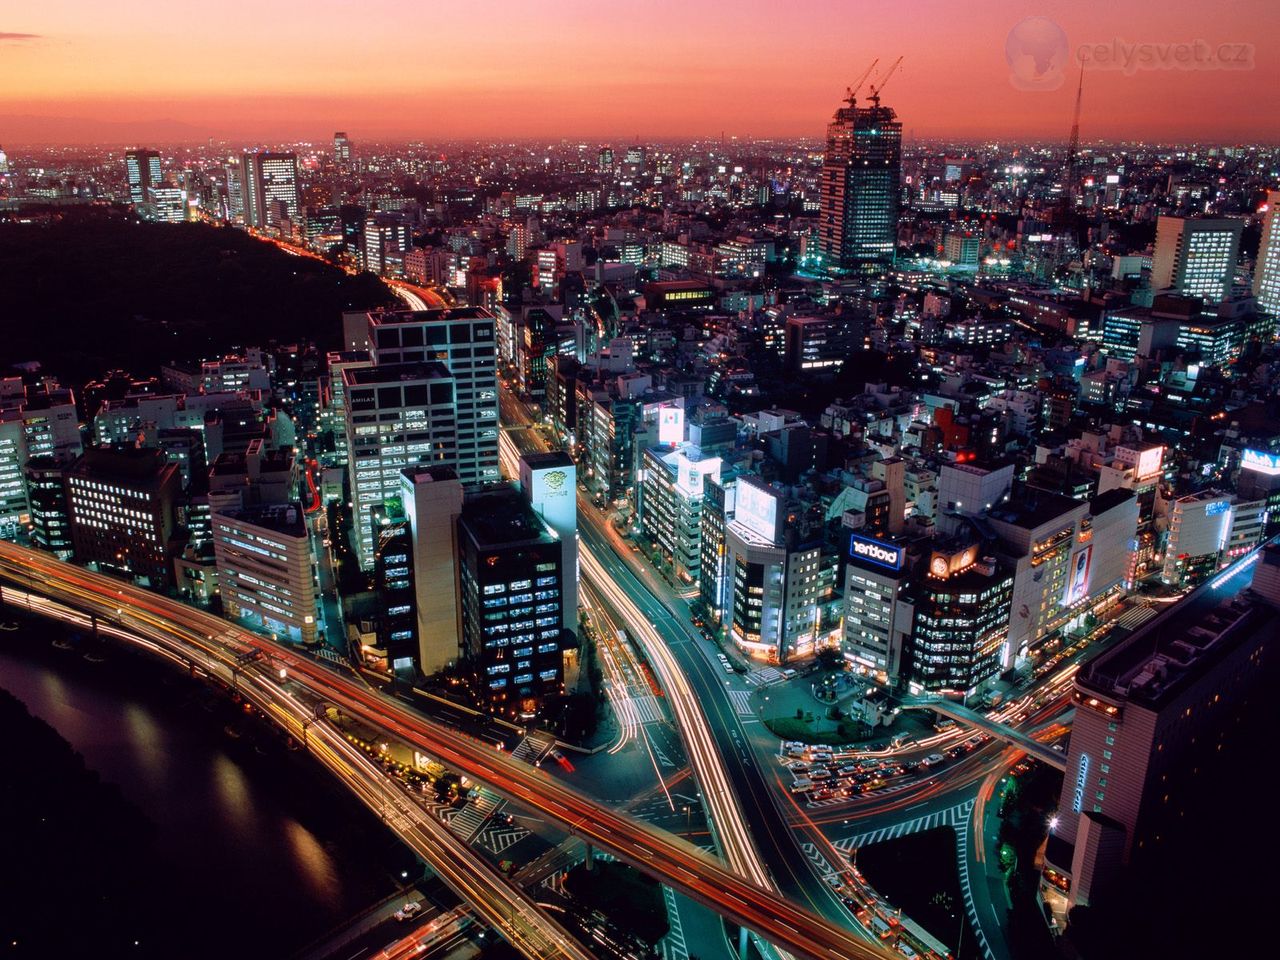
[1115,604,1157,632]
[955,813,997,960]
[728,689,754,716]
[479,822,530,855]
[658,886,689,960]
[624,694,663,723]
[800,841,841,883]
[511,732,556,765]
[448,787,503,842]
[834,798,976,852]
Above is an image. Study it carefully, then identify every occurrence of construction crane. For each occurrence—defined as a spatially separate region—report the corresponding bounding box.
[867,56,903,106]
[845,58,879,106]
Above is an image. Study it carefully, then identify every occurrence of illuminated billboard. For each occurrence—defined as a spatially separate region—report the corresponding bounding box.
[1063,546,1093,606]
[675,452,720,498]
[734,478,780,543]
[1242,449,1280,477]
[848,534,905,571]
[658,405,685,445]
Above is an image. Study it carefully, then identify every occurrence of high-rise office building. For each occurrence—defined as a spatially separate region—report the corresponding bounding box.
[842,532,913,684]
[905,542,1013,696]
[1253,190,1280,317]
[212,502,318,644]
[65,447,179,589]
[519,452,578,639]
[1043,545,1280,911]
[364,308,501,487]
[1150,215,1243,304]
[124,148,161,208]
[343,360,457,569]
[400,465,465,674]
[242,151,300,228]
[457,487,566,719]
[224,156,246,222]
[333,131,351,165]
[723,476,840,663]
[363,215,410,274]
[23,457,73,559]
[818,88,902,274]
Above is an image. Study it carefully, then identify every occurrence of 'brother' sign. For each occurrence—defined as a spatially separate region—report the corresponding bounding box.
[848,534,905,571]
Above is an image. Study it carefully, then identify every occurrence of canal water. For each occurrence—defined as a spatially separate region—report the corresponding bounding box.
[0,618,407,959]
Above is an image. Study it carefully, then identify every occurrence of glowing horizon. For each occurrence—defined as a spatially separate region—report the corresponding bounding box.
[2,0,1276,146]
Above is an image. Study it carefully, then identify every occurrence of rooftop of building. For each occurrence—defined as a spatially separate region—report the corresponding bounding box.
[521,451,573,470]
[1077,541,1278,711]
[402,464,459,485]
[342,360,452,386]
[71,446,176,484]
[213,502,308,538]
[368,306,494,325]
[987,486,1087,531]
[1088,487,1137,517]
[460,488,555,549]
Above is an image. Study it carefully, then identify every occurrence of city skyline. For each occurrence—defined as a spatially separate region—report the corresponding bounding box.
[2,0,1278,145]
[4,8,1279,959]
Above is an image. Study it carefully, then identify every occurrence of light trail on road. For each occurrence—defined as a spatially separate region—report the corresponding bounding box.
[0,540,898,960]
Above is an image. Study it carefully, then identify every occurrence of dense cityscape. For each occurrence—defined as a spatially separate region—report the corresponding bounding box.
[1,8,1277,960]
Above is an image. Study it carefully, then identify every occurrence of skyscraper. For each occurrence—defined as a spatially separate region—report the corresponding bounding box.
[224,156,246,222]
[342,360,457,569]
[365,308,501,487]
[1150,215,1243,304]
[818,87,902,274]
[241,151,300,228]
[124,148,162,208]
[1253,190,1280,317]
[334,131,351,165]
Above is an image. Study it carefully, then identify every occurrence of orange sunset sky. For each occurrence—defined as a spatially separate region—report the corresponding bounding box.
[1,0,1276,145]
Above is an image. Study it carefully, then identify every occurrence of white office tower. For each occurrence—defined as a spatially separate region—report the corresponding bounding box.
[124,148,161,208]
[364,308,501,486]
[241,151,299,228]
[1253,190,1280,318]
[401,465,465,673]
[343,360,457,569]
[519,451,578,638]
[1151,215,1243,304]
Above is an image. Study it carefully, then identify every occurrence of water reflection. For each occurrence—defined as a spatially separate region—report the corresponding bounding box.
[0,638,387,957]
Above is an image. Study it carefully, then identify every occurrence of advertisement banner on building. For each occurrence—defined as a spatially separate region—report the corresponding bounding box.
[848,533,905,571]
[735,478,780,543]
[1063,545,1093,606]
[658,405,685,445]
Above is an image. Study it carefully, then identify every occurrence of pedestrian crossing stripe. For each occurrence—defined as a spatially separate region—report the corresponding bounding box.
[659,886,689,960]
[728,689,754,716]
[834,799,976,852]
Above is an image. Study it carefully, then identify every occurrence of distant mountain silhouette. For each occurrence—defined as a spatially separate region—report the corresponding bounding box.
[0,113,208,145]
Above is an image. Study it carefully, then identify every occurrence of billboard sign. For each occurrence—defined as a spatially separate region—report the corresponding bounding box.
[848,534,905,571]
[1241,449,1280,476]
[1063,545,1093,606]
[658,405,685,445]
[735,478,780,543]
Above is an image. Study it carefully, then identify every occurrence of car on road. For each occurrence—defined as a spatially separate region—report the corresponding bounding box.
[394,901,423,922]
